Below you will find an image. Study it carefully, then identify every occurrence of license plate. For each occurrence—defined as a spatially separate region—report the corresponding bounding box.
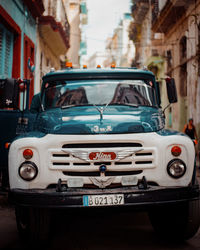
[83,194,124,207]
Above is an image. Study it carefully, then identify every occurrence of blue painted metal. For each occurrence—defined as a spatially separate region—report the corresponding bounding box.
[0,109,36,169]
[42,68,155,83]
[156,129,187,137]
[34,106,164,135]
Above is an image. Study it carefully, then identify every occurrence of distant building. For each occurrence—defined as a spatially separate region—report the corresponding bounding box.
[64,0,81,68]
[79,0,88,66]
[87,52,107,68]
[105,13,134,68]
[64,0,87,68]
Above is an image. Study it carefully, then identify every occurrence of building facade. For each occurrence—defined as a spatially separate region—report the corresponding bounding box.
[130,0,200,137]
[152,0,200,135]
[0,0,44,101]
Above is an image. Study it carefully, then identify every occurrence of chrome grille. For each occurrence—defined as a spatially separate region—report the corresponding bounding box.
[49,147,155,169]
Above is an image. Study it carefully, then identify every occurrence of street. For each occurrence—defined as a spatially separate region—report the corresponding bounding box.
[0,204,200,250]
[0,170,200,250]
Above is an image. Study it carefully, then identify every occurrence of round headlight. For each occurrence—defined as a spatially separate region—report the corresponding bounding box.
[19,162,38,181]
[167,159,186,178]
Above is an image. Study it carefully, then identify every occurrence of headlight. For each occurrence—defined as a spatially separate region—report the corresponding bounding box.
[167,159,186,178]
[19,161,38,181]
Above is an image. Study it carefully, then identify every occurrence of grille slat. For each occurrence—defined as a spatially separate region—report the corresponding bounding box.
[49,145,156,176]
[62,170,143,177]
[62,143,142,148]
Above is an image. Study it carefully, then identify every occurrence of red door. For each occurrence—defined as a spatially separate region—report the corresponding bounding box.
[24,34,35,106]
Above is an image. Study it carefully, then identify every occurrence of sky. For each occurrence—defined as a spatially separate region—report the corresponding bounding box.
[84,0,131,59]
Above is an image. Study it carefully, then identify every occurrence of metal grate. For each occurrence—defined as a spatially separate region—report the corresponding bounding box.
[62,170,143,177]
[62,143,142,148]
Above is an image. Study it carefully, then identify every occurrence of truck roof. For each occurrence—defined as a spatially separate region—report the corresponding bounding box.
[42,68,155,82]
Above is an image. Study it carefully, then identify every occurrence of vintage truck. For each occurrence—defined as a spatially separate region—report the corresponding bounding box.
[5,67,200,242]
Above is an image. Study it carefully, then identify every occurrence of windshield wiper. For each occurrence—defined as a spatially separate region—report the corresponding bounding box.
[61,104,92,109]
[109,102,139,107]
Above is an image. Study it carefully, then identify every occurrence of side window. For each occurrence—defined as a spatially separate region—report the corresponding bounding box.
[0,24,14,78]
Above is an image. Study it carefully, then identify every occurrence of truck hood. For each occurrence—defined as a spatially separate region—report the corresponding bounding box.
[36,106,165,134]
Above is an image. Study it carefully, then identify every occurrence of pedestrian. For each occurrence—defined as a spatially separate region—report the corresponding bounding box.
[183,118,198,141]
[183,118,199,170]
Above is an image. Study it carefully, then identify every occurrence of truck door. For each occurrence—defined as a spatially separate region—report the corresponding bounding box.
[0,78,36,188]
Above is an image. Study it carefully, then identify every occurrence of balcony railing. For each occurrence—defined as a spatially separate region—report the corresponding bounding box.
[39,0,70,55]
[152,0,190,33]
[43,0,70,39]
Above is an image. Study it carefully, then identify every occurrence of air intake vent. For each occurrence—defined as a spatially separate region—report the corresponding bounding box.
[62,170,143,177]
[62,143,142,148]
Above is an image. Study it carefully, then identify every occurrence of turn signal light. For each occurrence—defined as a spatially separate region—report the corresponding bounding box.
[5,142,10,149]
[23,149,33,160]
[111,64,116,68]
[83,65,87,69]
[97,65,101,68]
[66,62,73,68]
[171,146,182,157]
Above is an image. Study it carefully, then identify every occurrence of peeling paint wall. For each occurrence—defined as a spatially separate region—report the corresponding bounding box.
[160,2,200,137]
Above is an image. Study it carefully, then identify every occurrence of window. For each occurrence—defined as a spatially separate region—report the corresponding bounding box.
[180,63,187,97]
[180,36,187,62]
[0,24,14,78]
[166,50,172,72]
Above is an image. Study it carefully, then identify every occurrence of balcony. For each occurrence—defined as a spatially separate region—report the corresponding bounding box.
[39,0,70,56]
[152,0,190,33]
[39,16,70,56]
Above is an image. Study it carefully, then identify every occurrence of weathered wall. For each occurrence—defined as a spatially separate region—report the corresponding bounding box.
[163,2,200,135]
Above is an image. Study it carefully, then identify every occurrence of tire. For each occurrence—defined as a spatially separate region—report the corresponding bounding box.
[29,207,51,243]
[15,206,30,240]
[15,206,51,245]
[148,200,200,242]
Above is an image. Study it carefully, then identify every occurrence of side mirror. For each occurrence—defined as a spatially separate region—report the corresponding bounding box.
[166,77,177,103]
[155,81,161,107]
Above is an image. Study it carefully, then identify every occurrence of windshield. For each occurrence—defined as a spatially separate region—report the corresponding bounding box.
[41,79,158,109]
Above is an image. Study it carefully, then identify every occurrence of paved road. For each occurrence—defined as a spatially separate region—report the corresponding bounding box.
[0,196,200,249]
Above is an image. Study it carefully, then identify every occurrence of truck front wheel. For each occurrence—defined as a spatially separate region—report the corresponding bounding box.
[148,200,200,241]
[15,206,51,245]
[15,206,29,239]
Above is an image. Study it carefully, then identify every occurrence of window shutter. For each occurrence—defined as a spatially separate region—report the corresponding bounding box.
[0,28,3,75]
[0,24,13,78]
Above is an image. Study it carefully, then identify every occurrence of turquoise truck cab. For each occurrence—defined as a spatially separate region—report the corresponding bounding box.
[6,67,200,243]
